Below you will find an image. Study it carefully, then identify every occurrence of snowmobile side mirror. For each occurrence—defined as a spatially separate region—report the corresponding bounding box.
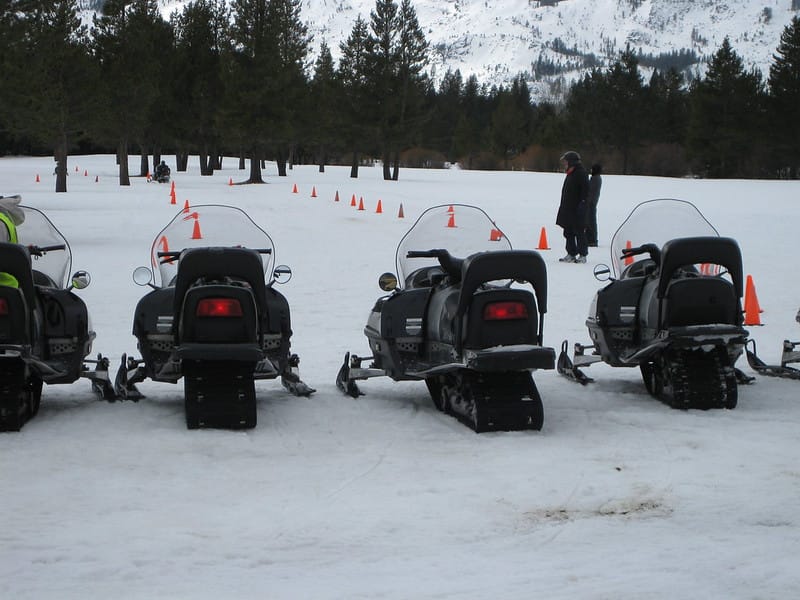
[132,266,154,287]
[69,270,91,290]
[378,272,398,292]
[593,264,612,282]
[273,265,292,284]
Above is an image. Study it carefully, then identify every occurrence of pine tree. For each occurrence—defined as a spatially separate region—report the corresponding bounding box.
[768,16,800,177]
[687,37,765,177]
[338,15,371,178]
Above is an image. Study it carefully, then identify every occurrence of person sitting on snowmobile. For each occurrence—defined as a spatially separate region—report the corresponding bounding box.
[0,195,25,287]
[154,161,170,183]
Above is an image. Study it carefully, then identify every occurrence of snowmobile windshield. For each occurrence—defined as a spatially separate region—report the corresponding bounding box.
[150,204,275,288]
[610,199,719,278]
[17,205,72,287]
[396,204,511,284]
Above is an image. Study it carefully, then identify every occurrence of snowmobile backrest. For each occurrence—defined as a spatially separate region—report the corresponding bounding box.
[456,250,548,319]
[173,247,267,314]
[0,242,35,309]
[658,237,743,299]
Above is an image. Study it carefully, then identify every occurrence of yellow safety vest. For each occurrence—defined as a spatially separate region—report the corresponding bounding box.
[0,212,20,287]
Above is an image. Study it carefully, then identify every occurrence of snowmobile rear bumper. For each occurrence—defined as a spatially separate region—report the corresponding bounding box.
[462,345,555,372]
[620,325,748,365]
[174,343,263,363]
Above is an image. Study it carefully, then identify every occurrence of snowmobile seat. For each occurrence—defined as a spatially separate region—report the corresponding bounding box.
[173,247,267,315]
[663,277,739,327]
[658,237,743,300]
[457,250,548,317]
[0,242,36,309]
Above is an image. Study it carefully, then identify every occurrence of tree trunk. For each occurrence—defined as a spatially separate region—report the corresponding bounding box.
[54,135,68,193]
[176,152,189,171]
[382,148,391,180]
[350,151,359,178]
[139,147,149,178]
[239,150,246,170]
[246,151,265,184]
[392,151,400,181]
[276,147,287,177]
[318,144,325,173]
[118,141,131,186]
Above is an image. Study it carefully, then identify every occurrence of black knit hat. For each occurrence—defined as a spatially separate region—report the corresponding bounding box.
[559,151,581,166]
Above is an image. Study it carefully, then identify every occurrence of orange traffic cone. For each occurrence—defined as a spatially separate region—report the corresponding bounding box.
[743,275,763,325]
[170,191,176,205]
[75,166,79,172]
[228,177,234,186]
[36,174,40,182]
[447,213,456,228]
[490,228,503,241]
[375,199,383,213]
[191,217,202,240]
[335,190,340,202]
[624,240,634,265]
[350,194,356,207]
[183,199,190,213]
[447,205,454,213]
[358,197,365,211]
[398,203,404,218]
[537,227,550,250]
[292,183,298,193]
[170,180,175,192]
[84,169,88,176]
[311,186,317,198]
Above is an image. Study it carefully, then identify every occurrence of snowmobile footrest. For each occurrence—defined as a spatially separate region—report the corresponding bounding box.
[556,340,594,385]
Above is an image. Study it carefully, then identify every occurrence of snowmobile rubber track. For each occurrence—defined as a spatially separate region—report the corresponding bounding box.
[0,361,32,432]
[434,370,544,433]
[655,347,737,410]
[183,360,257,429]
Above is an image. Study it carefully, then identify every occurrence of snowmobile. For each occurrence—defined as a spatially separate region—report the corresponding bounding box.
[152,164,170,184]
[745,306,800,380]
[557,198,750,409]
[0,203,114,431]
[336,204,555,432]
[115,204,314,429]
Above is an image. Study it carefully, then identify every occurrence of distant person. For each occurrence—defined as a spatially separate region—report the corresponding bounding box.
[556,151,589,263]
[586,163,603,247]
[154,160,171,183]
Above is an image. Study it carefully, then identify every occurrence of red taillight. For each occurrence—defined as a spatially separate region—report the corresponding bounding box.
[196,298,243,317]
[483,301,528,321]
[0,298,7,316]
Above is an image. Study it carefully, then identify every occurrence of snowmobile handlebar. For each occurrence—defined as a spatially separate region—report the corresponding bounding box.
[156,247,272,264]
[621,242,661,266]
[406,249,463,277]
[28,244,66,256]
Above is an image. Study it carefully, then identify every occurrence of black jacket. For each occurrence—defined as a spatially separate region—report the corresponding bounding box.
[556,162,589,229]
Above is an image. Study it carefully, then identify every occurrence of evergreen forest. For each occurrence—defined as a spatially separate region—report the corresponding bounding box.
[1,0,800,191]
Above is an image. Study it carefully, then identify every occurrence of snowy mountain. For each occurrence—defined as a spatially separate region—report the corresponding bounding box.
[84,0,800,101]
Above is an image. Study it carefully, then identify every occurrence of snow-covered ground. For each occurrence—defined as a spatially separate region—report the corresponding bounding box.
[2,155,799,599]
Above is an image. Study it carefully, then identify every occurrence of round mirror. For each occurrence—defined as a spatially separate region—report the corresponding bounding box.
[378,272,398,292]
[273,264,292,284]
[593,263,612,282]
[132,266,153,286]
[71,270,91,290]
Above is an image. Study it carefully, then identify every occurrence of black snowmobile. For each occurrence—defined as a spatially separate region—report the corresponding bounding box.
[0,203,113,431]
[557,199,750,409]
[336,204,555,432]
[115,204,314,429]
[152,163,170,184]
[746,306,800,380]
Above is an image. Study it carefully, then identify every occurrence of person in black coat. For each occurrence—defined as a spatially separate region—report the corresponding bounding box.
[586,163,603,247]
[556,151,589,263]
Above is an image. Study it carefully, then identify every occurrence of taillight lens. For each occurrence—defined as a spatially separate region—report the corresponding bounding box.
[196,298,243,317]
[0,298,7,316]
[483,301,528,321]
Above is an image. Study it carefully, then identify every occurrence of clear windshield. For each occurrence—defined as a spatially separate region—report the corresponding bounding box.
[610,199,719,278]
[396,204,511,283]
[17,205,72,287]
[150,205,275,288]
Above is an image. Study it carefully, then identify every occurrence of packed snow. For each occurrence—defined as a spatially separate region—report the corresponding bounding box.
[1,155,799,599]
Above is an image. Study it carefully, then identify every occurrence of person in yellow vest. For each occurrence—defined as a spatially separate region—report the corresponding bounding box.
[0,195,26,288]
